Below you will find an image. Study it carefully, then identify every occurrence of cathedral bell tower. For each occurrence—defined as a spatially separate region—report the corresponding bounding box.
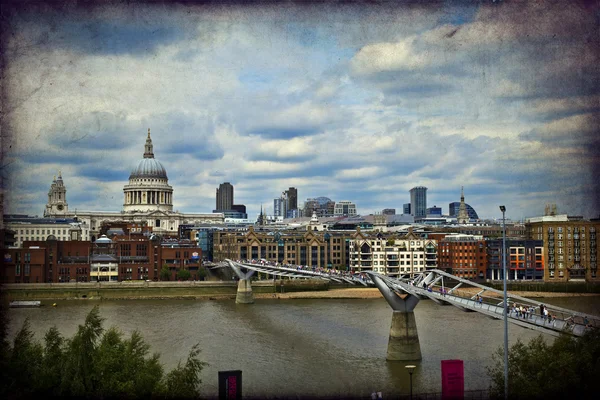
[457,186,469,224]
[44,171,69,217]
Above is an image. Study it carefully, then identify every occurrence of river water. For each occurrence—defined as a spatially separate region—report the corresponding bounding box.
[7,296,600,398]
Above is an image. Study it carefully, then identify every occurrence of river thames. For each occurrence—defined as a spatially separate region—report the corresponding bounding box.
[7,296,600,398]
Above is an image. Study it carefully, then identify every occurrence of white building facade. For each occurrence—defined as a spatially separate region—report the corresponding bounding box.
[349,229,437,277]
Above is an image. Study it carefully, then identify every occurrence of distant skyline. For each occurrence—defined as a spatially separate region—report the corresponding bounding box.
[2,1,599,221]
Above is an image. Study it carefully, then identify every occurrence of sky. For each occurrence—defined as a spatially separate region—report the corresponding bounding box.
[1,0,599,221]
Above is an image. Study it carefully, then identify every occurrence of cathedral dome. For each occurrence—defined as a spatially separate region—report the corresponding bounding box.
[129,158,168,179]
[128,128,168,180]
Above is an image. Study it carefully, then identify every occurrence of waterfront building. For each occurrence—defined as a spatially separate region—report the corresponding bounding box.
[525,214,600,282]
[437,234,486,280]
[334,200,357,217]
[1,231,203,283]
[212,226,351,269]
[349,228,437,277]
[37,129,224,241]
[486,239,544,281]
[409,186,427,218]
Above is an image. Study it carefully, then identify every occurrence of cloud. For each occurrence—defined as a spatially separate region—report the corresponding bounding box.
[2,1,599,220]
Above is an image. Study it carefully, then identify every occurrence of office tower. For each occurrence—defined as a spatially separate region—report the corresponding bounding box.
[216,182,234,211]
[409,186,427,218]
[403,203,411,215]
[286,187,298,210]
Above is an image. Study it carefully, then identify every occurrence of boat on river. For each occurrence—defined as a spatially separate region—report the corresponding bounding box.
[9,301,41,308]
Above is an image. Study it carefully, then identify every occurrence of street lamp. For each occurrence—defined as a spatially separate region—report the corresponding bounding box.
[499,205,508,400]
[405,365,416,400]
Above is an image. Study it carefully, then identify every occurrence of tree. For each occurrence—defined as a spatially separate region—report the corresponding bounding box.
[1,305,206,399]
[177,268,191,281]
[160,265,171,281]
[487,329,600,399]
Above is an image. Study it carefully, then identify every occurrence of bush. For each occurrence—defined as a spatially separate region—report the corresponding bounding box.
[0,305,207,399]
[487,329,600,399]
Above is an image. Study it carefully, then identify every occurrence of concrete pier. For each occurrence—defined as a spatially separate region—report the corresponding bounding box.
[387,310,422,361]
[367,272,422,361]
[236,278,254,304]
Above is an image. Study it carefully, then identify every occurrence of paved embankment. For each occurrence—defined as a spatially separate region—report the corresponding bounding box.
[1,280,329,301]
[3,281,598,302]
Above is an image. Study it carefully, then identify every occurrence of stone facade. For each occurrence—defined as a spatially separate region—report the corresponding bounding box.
[525,215,600,282]
[212,226,351,269]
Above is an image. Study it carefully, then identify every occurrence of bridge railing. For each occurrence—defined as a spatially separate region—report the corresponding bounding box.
[374,270,598,337]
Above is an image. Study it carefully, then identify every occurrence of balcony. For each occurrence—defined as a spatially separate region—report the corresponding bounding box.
[120,256,149,261]
[60,256,88,263]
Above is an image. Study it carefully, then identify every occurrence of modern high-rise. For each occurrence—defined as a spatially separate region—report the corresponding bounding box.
[403,203,411,215]
[409,186,427,218]
[216,182,234,211]
[286,187,298,210]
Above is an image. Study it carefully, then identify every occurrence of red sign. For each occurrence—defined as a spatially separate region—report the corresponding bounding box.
[441,359,464,399]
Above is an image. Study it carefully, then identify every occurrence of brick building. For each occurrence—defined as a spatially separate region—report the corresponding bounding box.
[525,215,599,282]
[1,234,202,283]
[437,234,486,280]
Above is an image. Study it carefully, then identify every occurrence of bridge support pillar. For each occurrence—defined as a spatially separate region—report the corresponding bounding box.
[387,311,421,361]
[236,279,254,304]
[226,260,256,305]
[367,272,422,361]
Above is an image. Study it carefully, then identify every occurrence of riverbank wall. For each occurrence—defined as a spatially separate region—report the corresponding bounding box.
[484,281,600,294]
[1,279,329,301]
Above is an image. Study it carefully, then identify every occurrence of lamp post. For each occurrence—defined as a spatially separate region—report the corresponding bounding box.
[405,365,416,400]
[499,205,508,400]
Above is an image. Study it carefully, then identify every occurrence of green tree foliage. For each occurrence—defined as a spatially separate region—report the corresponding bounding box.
[487,329,600,399]
[160,265,171,281]
[177,268,191,281]
[0,305,206,399]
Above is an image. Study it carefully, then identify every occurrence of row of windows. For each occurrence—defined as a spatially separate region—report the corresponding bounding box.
[373,260,424,266]
[19,229,69,235]
[371,267,425,272]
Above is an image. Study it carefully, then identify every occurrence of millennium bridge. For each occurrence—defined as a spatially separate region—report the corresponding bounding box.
[215,259,599,361]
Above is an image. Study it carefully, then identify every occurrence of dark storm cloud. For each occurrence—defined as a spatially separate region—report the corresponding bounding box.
[78,165,128,182]
[50,112,138,151]
[2,4,188,57]
[144,112,224,161]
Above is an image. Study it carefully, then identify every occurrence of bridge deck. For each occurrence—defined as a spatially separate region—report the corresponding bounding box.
[373,270,598,338]
[219,260,597,338]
